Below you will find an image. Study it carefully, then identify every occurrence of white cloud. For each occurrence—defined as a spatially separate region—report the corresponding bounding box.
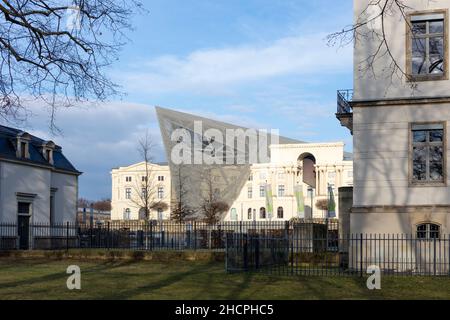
[119,33,352,94]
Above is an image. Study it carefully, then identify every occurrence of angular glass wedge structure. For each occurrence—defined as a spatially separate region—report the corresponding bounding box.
[156,107,302,217]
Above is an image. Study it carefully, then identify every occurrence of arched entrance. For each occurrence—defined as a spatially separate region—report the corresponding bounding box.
[298,153,316,188]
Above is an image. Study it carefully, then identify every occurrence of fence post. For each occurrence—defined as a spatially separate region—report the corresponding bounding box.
[150,222,153,251]
[66,221,69,252]
[194,221,197,251]
[107,222,110,250]
[359,233,363,277]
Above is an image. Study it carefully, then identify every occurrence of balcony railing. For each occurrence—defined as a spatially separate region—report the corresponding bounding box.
[337,89,353,114]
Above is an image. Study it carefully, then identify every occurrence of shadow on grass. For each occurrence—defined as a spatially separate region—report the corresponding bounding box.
[0,259,140,291]
[100,261,221,300]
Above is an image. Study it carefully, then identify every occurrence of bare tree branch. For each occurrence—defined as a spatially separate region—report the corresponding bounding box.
[0,0,145,130]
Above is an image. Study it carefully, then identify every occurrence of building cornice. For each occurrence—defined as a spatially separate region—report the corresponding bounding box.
[352,205,450,214]
[352,96,450,108]
[271,142,345,149]
[0,157,82,176]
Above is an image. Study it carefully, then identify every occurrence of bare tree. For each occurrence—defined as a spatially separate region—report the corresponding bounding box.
[77,197,91,208]
[170,164,192,223]
[0,0,144,129]
[129,131,168,221]
[92,198,112,212]
[199,168,230,225]
[327,0,415,85]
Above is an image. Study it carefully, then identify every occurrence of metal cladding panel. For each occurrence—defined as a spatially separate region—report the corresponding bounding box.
[155,107,302,219]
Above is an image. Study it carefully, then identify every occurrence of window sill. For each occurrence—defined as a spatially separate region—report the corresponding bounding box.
[407,74,448,82]
[409,181,447,188]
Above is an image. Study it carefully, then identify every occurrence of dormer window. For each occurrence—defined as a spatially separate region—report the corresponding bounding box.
[20,142,27,158]
[16,132,31,159]
[42,141,55,165]
[408,10,448,81]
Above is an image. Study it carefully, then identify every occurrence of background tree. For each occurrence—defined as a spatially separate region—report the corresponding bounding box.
[0,0,144,129]
[77,197,91,208]
[170,164,192,223]
[129,131,168,221]
[315,199,329,218]
[199,168,230,225]
[92,198,112,212]
[327,0,413,84]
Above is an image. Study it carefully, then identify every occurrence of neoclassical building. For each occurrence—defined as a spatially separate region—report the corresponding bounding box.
[224,142,353,221]
[111,108,353,222]
[337,0,450,236]
[111,162,171,221]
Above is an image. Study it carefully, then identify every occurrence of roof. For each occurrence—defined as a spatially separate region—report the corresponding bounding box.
[0,124,81,175]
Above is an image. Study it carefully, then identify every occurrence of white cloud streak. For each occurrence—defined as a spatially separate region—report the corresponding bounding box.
[120,33,352,94]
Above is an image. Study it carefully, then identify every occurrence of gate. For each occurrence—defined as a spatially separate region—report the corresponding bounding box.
[225,233,289,273]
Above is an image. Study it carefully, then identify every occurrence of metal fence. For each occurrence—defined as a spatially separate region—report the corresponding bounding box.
[226,227,450,277]
[0,220,337,251]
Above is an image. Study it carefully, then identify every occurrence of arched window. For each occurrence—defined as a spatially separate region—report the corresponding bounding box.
[417,223,440,239]
[247,208,252,220]
[123,208,131,220]
[277,207,284,219]
[260,207,266,219]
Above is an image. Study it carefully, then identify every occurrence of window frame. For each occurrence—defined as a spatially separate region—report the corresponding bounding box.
[278,185,285,197]
[277,206,284,219]
[416,222,441,239]
[157,186,164,199]
[409,121,447,187]
[406,9,449,82]
[125,188,132,199]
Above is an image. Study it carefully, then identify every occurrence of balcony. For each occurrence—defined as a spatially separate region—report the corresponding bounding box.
[336,89,353,134]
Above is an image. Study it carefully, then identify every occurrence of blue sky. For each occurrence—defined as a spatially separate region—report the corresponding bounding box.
[5,0,354,200]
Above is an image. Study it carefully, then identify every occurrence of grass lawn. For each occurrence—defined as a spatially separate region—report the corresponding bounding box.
[0,258,449,300]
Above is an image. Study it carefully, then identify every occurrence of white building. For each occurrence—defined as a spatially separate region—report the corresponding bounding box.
[112,108,353,222]
[224,142,353,221]
[0,125,81,248]
[337,0,450,236]
[111,162,171,220]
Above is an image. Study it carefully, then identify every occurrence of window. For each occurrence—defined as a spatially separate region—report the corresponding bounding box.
[125,176,132,182]
[411,123,445,184]
[123,208,131,220]
[18,202,31,215]
[417,223,440,239]
[278,185,285,197]
[247,186,253,199]
[247,208,252,220]
[125,188,131,199]
[158,187,164,199]
[259,186,266,198]
[157,209,164,221]
[142,176,148,182]
[248,174,253,181]
[230,208,238,221]
[45,149,52,163]
[158,176,165,182]
[260,207,266,219]
[20,142,27,158]
[409,11,447,79]
[277,207,284,219]
[141,188,147,198]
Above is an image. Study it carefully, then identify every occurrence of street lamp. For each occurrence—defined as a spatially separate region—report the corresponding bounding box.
[307,187,314,219]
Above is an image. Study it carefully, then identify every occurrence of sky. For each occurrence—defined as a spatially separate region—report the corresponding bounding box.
[2,0,354,200]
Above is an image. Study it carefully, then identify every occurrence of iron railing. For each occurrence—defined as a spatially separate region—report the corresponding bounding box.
[0,219,338,252]
[337,89,354,114]
[226,231,450,277]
